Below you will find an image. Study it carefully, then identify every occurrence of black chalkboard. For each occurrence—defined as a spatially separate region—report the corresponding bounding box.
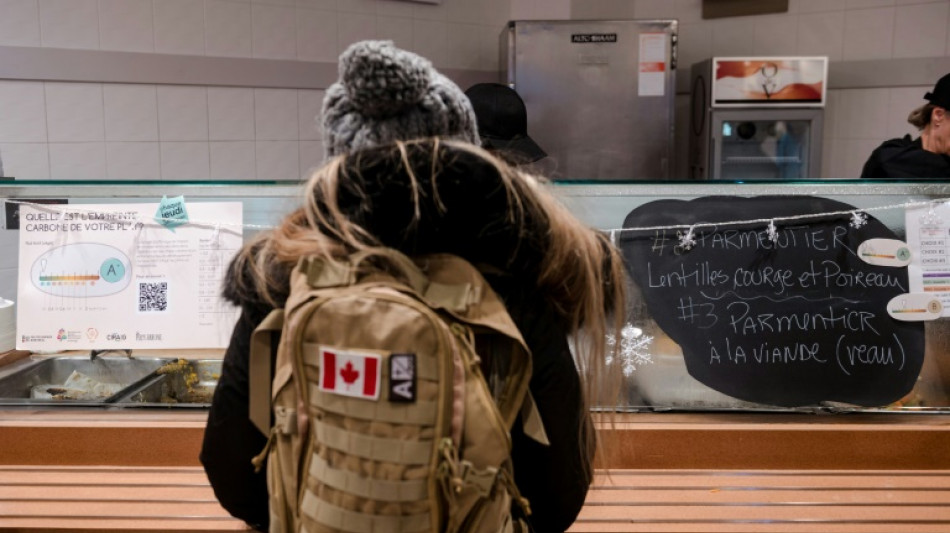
[621,196,924,407]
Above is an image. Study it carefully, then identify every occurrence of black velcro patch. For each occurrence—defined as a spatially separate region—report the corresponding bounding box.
[389,353,416,402]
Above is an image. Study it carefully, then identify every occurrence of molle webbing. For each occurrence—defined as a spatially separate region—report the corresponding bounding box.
[309,384,438,425]
[300,490,431,533]
[312,418,433,465]
[308,453,429,502]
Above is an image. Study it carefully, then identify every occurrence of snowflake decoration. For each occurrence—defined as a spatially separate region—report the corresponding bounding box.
[766,219,779,243]
[849,211,868,229]
[677,226,697,251]
[606,323,654,376]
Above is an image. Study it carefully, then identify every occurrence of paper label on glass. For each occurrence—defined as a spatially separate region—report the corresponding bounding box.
[905,203,950,317]
[16,202,242,350]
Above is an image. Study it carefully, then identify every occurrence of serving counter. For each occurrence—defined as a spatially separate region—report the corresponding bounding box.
[2,179,950,532]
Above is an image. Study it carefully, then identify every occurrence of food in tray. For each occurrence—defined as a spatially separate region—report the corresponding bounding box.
[30,370,123,400]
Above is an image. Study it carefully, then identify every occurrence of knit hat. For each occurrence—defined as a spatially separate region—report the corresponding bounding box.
[924,72,950,110]
[322,40,479,157]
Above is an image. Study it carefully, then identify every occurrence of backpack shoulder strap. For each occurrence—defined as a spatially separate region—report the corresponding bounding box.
[249,308,285,435]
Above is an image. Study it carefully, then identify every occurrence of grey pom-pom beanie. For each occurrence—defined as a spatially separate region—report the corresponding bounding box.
[322,40,479,157]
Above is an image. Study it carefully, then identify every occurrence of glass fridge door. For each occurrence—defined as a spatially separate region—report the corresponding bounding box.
[711,108,823,180]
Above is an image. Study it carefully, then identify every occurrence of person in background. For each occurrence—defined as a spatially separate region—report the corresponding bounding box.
[465,82,547,165]
[200,40,625,533]
[860,73,950,179]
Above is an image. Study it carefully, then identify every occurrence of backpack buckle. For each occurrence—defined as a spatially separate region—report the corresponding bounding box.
[459,461,499,498]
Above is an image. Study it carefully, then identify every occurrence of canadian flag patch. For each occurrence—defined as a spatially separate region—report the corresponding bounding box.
[318,347,381,400]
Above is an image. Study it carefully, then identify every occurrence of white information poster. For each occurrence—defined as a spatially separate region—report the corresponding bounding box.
[638,32,666,97]
[16,201,243,350]
[905,203,950,317]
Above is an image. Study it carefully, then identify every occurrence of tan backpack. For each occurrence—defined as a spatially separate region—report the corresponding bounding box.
[248,249,549,533]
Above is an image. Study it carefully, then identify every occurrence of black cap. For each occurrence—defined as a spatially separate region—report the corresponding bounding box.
[464,83,546,163]
[924,72,950,109]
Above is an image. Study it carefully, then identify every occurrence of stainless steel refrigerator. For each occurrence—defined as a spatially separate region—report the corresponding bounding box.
[503,20,677,181]
[689,57,827,180]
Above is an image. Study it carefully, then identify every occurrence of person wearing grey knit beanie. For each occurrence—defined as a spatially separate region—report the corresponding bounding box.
[321,40,479,158]
[204,41,483,533]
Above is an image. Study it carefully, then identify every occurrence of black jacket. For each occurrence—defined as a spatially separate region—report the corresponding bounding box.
[200,144,594,533]
[860,135,950,179]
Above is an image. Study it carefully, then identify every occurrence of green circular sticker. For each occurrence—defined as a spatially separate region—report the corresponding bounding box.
[896,247,911,262]
[100,258,126,283]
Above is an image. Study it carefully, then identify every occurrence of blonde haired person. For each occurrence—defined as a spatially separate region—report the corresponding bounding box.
[201,39,627,533]
[861,73,950,179]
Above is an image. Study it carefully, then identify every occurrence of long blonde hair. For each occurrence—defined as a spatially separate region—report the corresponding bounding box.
[230,138,627,476]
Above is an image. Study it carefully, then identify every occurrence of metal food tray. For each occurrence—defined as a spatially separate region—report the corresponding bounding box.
[0,356,221,408]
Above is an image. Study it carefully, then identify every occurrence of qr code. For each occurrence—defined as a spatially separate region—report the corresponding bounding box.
[138,282,168,312]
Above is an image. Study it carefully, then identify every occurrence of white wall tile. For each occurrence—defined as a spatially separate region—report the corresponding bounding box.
[205,0,252,57]
[792,0,845,12]
[846,0,894,7]
[377,0,414,17]
[443,0,488,24]
[338,12,377,55]
[569,0,624,19]
[255,89,298,140]
[210,141,256,179]
[0,81,47,143]
[444,23,482,70]
[711,18,750,57]
[825,138,843,178]
[375,15,413,51]
[0,0,41,47]
[338,0,376,13]
[478,24,500,71]
[835,88,890,140]
[256,140,299,180]
[158,86,209,141]
[104,85,159,141]
[99,0,154,52]
[886,86,929,139]
[154,0,206,55]
[893,2,949,58]
[633,0,677,19]
[296,8,338,62]
[753,14,799,56]
[842,138,882,178]
[673,0,703,24]
[0,143,50,179]
[297,0,336,10]
[298,89,324,141]
[411,2,444,21]
[39,0,99,49]
[252,3,296,59]
[797,11,845,61]
[677,23,712,73]
[45,83,105,142]
[160,141,210,179]
[298,140,323,176]
[49,142,106,179]
[824,89,840,143]
[208,88,255,141]
[842,7,895,60]
[412,18,446,66]
[106,142,160,180]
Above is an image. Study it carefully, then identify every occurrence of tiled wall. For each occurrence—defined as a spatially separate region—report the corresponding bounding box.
[0,81,327,180]
[574,0,950,179]
[1,0,949,181]
[0,0,516,181]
